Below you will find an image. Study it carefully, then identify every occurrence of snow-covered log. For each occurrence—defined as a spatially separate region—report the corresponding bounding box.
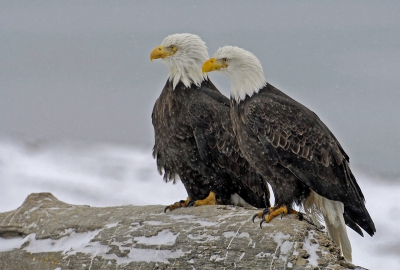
[0,193,364,269]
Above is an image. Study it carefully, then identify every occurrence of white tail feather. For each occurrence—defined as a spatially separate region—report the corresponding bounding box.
[303,191,352,262]
[230,193,253,207]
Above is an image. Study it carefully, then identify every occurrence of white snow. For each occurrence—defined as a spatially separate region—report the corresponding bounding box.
[169,215,196,220]
[145,221,171,226]
[0,230,102,255]
[194,220,219,227]
[223,231,249,238]
[187,233,220,243]
[105,222,119,228]
[302,230,320,266]
[58,228,76,236]
[105,248,185,264]
[169,214,218,227]
[27,230,102,255]
[270,231,293,266]
[279,240,293,255]
[0,236,27,252]
[0,229,185,264]
[0,139,187,212]
[272,231,290,245]
[209,254,225,262]
[0,138,399,269]
[133,229,179,246]
[256,251,271,258]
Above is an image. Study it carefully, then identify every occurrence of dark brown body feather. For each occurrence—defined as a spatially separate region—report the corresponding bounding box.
[152,78,270,208]
[231,83,375,236]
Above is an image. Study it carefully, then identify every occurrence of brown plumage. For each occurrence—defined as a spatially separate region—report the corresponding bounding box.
[231,84,374,235]
[152,78,270,208]
[203,45,376,262]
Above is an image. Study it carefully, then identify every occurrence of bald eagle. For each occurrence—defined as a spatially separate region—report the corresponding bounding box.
[203,46,375,262]
[150,34,270,212]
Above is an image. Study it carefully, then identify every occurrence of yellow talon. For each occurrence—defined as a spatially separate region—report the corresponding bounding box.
[193,191,216,206]
[260,205,299,225]
[164,192,217,213]
[164,197,191,213]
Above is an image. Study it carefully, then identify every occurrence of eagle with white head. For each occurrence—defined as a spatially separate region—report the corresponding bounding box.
[150,34,270,212]
[203,45,376,262]
[151,33,208,89]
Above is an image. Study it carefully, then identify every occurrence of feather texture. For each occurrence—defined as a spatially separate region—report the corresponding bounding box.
[208,45,376,262]
[152,79,270,207]
[160,33,209,89]
[151,34,270,208]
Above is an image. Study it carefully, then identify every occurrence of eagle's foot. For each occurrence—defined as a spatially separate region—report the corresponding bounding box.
[188,191,217,207]
[259,205,299,227]
[164,197,192,213]
[252,208,270,223]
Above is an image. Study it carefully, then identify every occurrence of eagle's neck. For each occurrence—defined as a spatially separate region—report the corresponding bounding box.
[230,69,267,103]
[168,66,207,90]
[165,56,208,90]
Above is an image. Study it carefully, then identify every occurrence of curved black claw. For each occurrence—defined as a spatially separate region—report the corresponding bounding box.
[164,199,188,213]
[253,208,270,223]
[298,212,304,221]
[252,213,259,223]
[261,208,270,220]
[260,219,266,228]
[186,199,196,207]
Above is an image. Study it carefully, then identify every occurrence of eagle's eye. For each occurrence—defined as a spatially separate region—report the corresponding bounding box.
[222,57,228,62]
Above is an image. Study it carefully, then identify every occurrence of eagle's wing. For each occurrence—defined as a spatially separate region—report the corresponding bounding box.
[243,84,374,235]
[187,89,269,208]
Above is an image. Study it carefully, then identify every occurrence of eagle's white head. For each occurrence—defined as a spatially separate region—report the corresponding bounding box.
[202,46,267,102]
[150,33,209,89]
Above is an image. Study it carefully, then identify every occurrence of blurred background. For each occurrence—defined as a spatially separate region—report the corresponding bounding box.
[1,1,399,268]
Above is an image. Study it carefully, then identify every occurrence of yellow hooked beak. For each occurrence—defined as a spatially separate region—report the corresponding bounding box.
[202,58,227,74]
[150,45,177,62]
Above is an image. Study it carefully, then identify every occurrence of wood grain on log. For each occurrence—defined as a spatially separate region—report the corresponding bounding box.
[0,193,362,269]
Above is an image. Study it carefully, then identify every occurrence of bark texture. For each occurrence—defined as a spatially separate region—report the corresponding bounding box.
[0,193,364,269]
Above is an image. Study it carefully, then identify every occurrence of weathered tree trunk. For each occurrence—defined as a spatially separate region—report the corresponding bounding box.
[0,193,363,269]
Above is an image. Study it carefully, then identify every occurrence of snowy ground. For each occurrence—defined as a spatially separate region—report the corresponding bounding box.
[0,137,398,269]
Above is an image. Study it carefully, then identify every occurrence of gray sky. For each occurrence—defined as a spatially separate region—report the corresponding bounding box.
[1,1,399,177]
